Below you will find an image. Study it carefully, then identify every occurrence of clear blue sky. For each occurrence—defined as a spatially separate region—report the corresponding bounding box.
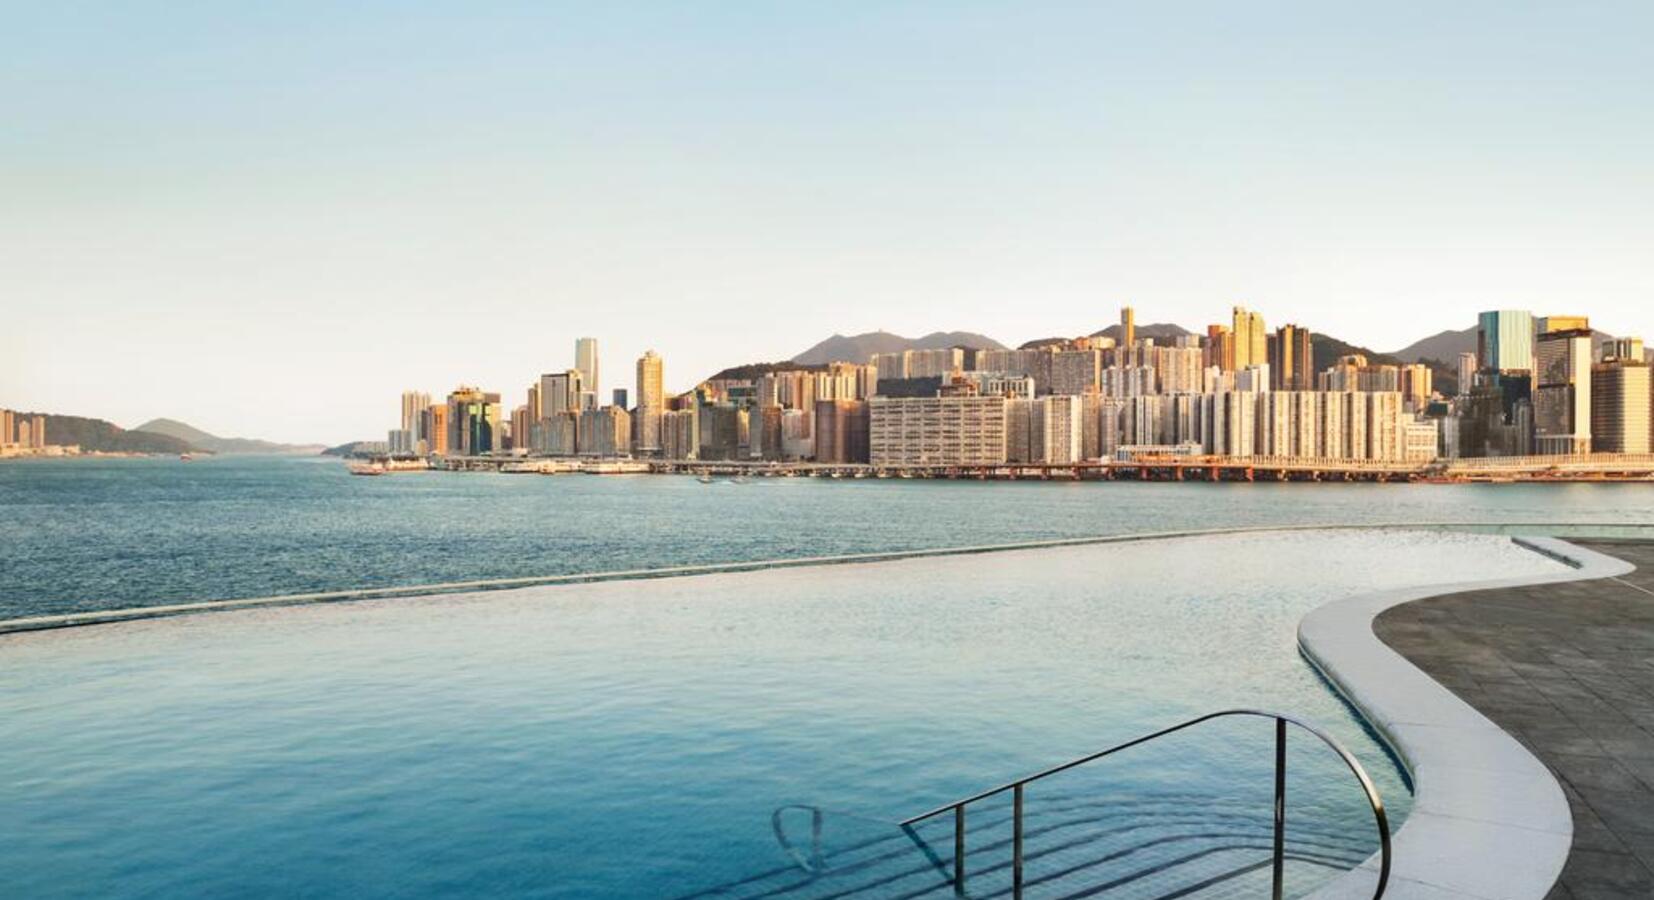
[3,2,1651,443]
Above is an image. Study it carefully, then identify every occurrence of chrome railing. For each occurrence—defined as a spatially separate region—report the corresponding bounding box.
[900,709,1392,900]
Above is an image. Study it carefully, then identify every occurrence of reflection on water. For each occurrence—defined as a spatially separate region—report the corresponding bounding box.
[0,530,1559,897]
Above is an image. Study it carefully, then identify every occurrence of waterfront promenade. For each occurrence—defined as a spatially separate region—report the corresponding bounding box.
[1375,541,1654,898]
[429,452,1654,483]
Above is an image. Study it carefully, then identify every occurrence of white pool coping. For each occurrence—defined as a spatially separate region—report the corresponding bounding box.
[1300,536,1636,900]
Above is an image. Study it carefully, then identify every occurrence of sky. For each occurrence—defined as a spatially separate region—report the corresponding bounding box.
[3,2,1652,444]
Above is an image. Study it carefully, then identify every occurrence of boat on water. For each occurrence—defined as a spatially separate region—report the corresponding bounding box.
[179,453,193,462]
[697,473,716,484]
[348,462,387,476]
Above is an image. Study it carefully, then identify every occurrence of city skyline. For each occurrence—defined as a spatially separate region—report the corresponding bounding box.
[7,4,1654,443]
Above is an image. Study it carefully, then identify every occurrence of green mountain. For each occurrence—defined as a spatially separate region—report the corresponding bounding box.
[18,413,196,454]
[133,418,325,455]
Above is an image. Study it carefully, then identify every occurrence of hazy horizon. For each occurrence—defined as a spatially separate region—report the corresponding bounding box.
[6,3,1652,444]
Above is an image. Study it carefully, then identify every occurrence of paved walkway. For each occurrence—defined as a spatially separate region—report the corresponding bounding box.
[1374,540,1654,900]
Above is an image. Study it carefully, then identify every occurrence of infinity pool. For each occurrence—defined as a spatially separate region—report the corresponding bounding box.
[0,530,1561,897]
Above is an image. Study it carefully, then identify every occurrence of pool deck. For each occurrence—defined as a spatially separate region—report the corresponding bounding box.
[1374,540,1654,899]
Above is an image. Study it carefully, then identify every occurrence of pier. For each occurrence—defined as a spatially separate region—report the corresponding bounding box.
[413,452,1654,483]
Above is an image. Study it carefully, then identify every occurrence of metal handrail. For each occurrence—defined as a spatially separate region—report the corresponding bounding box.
[900,708,1391,900]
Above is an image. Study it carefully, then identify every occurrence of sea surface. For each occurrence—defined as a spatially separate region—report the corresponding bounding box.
[1,454,1652,619]
[0,529,1561,898]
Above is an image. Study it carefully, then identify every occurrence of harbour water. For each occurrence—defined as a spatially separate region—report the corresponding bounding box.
[2,454,1653,619]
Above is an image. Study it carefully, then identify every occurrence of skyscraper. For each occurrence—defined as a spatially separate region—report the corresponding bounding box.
[575,338,600,397]
[1591,358,1650,454]
[446,386,501,456]
[1533,328,1593,455]
[1477,310,1535,373]
[540,370,584,417]
[1120,306,1135,350]
[635,350,664,455]
[1268,324,1313,391]
[1231,306,1267,369]
[1456,352,1478,395]
[1205,325,1235,372]
[400,391,431,447]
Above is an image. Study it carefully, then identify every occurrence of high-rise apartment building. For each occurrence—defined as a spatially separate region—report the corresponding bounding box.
[1477,310,1535,373]
[1268,325,1313,391]
[575,338,600,398]
[400,391,431,442]
[636,350,664,455]
[1206,325,1235,372]
[813,399,869,463]
[1591,359,1650,454]
[425,403,449,455]
[1533,328,1593,455]
[1120,306,1135,349]
[1231,306,1267,369]
[869,395,1007,466]
[1048,349,1101,395]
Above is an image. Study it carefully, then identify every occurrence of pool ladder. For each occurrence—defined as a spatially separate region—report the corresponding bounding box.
[899,708,1393,900]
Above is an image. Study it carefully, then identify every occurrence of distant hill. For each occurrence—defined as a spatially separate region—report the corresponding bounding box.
[1092,322,1196,343]
[134,418,324,455]
[790,330,1007,365]
[1389,327,1476,364]
[706,360,829,382]
[321,441,376,458]
[15,413,196,454]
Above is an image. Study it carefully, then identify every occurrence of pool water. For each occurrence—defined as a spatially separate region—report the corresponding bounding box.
[0,530,1561,897]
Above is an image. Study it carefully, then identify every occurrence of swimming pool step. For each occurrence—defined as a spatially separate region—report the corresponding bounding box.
[677,794,1373,899]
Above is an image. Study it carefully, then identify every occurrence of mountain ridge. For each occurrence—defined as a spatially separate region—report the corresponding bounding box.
[134,418,325,455]
[790,330,1007,365]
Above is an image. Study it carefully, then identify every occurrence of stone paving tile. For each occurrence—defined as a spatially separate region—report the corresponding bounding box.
[1374,540,1654,898]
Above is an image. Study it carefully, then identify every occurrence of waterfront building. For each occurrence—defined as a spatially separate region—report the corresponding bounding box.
[579,406,632,457]
[0,409,12,446]
[400,391,431,447]
[1591,359,1651,454]
[1124,395,1162,447]
[869,395,1006,466]
[1231,306,1267,369]
[510,405,533,452]
[661,408,699,460]
[696,404,747,461]
[388,428,416,454]
[756,405,785,460]
[1317,391,1348,458]
[30,414,45,449]
[543,412,578,455]
[1403,418,1440,462]
[1477,309,1535,373]
[446,386,501,456]
[575,337,600,398]
[425,404,449,455]
[1367,392,1404,460]
[781,408,813,460]
[1533,328,1594,455]
[636,350,665,456]
[813,400,869,463]
[1268,325,1314,391]
[1098,398,1126,458]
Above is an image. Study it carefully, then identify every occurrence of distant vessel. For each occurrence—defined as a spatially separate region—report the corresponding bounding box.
[179,453,193,462]
[348,462,387,476]
[697,474,716,484]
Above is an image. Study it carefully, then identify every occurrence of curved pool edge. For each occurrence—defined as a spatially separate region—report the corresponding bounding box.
[1299,536,1636,900]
